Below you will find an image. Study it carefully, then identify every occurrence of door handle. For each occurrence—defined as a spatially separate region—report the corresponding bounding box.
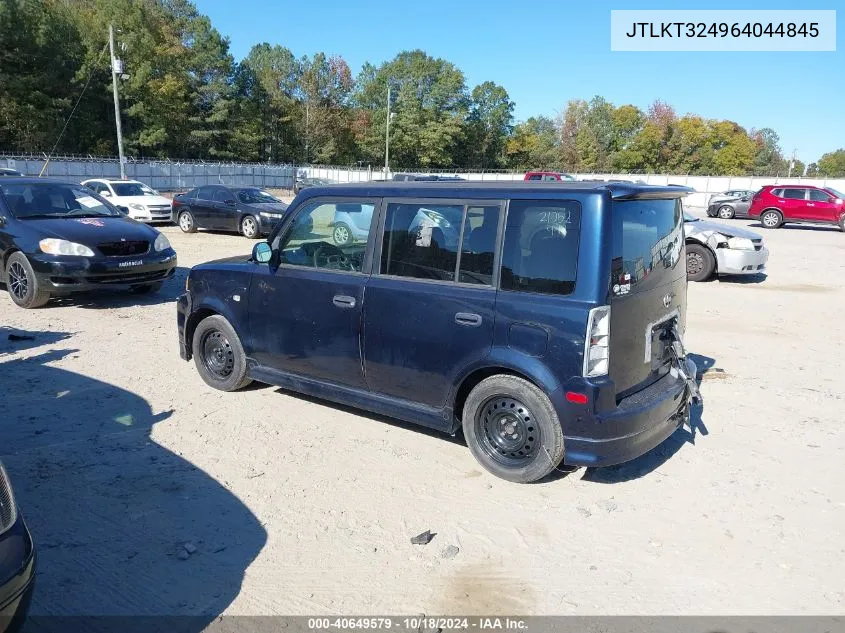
[807,203,815,206]
[333,295,356,309]
[455,312,482,327]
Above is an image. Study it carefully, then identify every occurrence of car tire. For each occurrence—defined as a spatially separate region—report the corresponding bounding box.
[332,222,353,247]
[5,252,50,309]
[241,215,260,239]
[761,209,783,229]
[462,375,564,484]
[717,205,735,220]
[686,243,716,282]
[192,315,252,392]
[130,281,164,294]
[838,215,845,232]
[179,210,197,233]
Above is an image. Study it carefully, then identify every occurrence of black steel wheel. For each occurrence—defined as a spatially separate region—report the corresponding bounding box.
[476,396,540,467]
[462,375,564,483]
[5,252,50,309]
[191,315,252,391]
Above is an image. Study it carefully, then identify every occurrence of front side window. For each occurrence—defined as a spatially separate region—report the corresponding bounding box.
[213,189,232,203]
[196,186,216,201]
[782,188,806,200]
[500,200,581,296]
[274,200,375,273]
[0,182,120,218]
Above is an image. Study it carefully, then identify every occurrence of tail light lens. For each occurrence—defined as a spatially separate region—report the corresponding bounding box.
[583,305,611,377]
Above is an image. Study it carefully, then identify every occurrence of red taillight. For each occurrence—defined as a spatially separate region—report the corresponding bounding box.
[566,391,589,405]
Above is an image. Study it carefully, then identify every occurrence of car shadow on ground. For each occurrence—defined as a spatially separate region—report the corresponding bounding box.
[0,266,190,310]
[746,221,842,233]
[580,352,715,484]
[0,331,266,629]
[716,273,768,285]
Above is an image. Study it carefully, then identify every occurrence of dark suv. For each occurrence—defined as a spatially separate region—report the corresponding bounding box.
[177,182,700,483]
[748,185,845,230]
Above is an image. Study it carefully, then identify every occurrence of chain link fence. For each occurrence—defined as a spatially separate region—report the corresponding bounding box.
[3,153,844,210]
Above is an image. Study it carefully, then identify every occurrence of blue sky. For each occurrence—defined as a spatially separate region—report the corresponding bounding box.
[197,0,843,164]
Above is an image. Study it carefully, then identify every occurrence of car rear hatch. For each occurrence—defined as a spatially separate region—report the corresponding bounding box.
[606,190,697,401]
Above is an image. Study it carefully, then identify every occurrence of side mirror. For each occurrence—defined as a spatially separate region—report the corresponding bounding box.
[101,190,111,197]
[253,242,272,264]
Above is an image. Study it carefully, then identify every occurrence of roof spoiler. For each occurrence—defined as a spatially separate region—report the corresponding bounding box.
[608,184,695,200]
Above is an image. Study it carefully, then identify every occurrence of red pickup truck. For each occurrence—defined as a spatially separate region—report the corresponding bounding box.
[524,171,575,182]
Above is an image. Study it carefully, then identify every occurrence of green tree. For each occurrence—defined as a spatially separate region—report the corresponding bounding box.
[750,128,787,175]
[299,53,355,164]
[353,50,468,168]
[816,149,845,177]
[466,81,514,168]
[505,115,558,170]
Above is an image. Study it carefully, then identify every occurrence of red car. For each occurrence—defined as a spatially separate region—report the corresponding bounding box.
[748,185,845,231]
[524,171,575,182]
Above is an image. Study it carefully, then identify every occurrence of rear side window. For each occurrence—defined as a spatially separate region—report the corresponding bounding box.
[196,186,216,200]
[500,200,581,296]
[527,174,542,181]
[782,188,806,200]
[770,188,783,197]
[459,205,501,285]
[611,198,683,294]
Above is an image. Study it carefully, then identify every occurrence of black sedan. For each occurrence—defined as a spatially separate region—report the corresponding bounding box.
[0,462,35,633]
[0,178,178,309]
[171,185,289,238]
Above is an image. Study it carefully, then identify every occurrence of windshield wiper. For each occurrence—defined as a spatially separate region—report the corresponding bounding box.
[19,213,69,219]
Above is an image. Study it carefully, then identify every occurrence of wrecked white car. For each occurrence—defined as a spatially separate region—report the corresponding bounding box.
[684,212,769,282]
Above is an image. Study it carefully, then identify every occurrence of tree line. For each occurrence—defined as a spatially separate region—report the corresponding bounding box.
[2,0,844,177]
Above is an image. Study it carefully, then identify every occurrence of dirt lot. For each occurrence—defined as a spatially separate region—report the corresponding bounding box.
[1,209,843,618]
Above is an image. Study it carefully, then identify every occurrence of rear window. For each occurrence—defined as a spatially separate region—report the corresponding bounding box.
[500,200,581,295]
[611,198,683,295]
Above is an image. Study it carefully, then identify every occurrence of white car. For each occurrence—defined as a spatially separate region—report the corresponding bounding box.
[81,179,172,223]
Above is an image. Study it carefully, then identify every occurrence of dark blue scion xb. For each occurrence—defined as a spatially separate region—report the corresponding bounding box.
[177,182,700,482]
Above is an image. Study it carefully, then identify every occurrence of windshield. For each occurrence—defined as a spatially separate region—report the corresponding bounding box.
[236,188,280,204]
[825,187,844,199]
[112,182,157,197]
[0,182,120,218]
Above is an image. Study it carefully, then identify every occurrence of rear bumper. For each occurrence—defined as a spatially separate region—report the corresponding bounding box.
[716,246,769,275]
[29,250,177,294]
[563,360,696,467]
[0,514,36,633]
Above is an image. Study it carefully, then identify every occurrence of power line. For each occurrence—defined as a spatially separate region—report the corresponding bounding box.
[39,43,109,176]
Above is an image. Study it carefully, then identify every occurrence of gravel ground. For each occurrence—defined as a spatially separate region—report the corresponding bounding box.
[1,208,843,618]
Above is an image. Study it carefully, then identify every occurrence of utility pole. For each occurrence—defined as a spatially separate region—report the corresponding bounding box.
[109,24,126,179]
[788,148,797,178]
[384,84,392,179]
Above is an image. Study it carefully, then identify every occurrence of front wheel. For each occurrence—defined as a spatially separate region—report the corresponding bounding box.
[838,215,845,232]
[717,205,735,219]
[191,315,252,391]
[686,243,716,282]
[761,209,783,229]
[5,252,50,309]
[462,375,564,483]
[179,210,197,233]
[241,215,259,239]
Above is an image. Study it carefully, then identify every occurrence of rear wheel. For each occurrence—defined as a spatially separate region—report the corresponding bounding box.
[191,315,252,391]
[838,215,845,232]
[241,215,259,239]
[5,252,50,309]
[179,210,197,233]
[332,222,353,247]
[686,243,716,282]
[761,209,783,229]
[717,205,735,219]
[462,375,564,483]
